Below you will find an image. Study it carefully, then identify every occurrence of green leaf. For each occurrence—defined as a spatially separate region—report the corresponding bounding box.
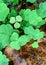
[9,17,15,24]
[3,0,19,5]
[0,34,10,50]
[18,35,30,46]
[33,29,44,40]
[0,24,13,50]
[10,41,20,50]
[8,8,17,19]
[37,2,46,18]
[23,9,31,21]
[16,15,22,22]
[19,9,26,20]
[20,9,42,26]
[31,42,39,48]
[29,10,42,26]
[20,21,30,29]
[0,3,9,21]
[0,51,9,65]
[26,0,36,3]
[12,0,19,5]
[10,32,19,41]
[0,0,3,3]
[2,0,10,4]
[24,26,34,34]
[25,27,44,40]
[14,22,20,28]
[0,24,13,36]
[13,29,20,34]
[20,9,32,22]
[36,20,46,28]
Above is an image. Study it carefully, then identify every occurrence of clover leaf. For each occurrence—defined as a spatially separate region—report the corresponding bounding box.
[0,24,13,50]
[31,42,39,48]
[0,3,9,22]
[0,51,9,65]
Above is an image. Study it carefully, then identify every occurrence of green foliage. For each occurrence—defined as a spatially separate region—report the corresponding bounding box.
[37,2,46,18]
[20,9,42,26]
[32,29,44,40]
[10,32,19,41]
[24,26,44,40]
[8,8,17,19]
[10,35,30,50]
[13,29,20,34]
[16,15,23,22]
[0,51,9,65]
[10,41,20,50]
[0,24,13,50]
[9,17,15,24]
[23,9,32,22]
[0,0,3,3]
[19,9,26,20]
[19,9,31,21]
[24,26,34,34]
[2,0,10,4]
[14,22,20,28]
[18,35,30,46]
[0,0,45,51]
[31,42,39,48]
[3,0,19,5]
[26,0,36,3]
[10,32,20,50]
[36,20,46,28]
[11,0,19,5]
[29,10,42,26]
[0,3,9,22]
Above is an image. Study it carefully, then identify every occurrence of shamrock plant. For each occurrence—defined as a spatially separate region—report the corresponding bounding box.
[37,2,46,18]
[0,3,9,21]
[0,0,46,51]
[0,51,9,65]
